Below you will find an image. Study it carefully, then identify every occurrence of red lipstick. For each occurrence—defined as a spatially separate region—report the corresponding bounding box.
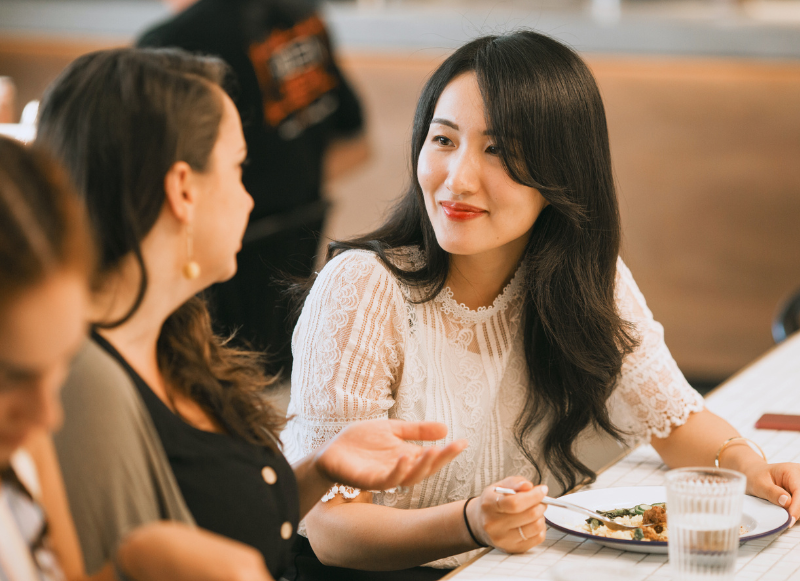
[440,201,486,222]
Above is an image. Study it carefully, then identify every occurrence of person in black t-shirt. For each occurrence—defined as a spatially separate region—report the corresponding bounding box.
[139,0,367,375]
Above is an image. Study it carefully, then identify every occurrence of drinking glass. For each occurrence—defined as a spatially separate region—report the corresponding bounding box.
[665,467,746,581]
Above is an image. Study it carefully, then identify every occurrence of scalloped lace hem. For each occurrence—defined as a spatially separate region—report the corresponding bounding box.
[320,485,398,502]
[434,266,524,325]
[640,392,705,443]
[321,485,362,502]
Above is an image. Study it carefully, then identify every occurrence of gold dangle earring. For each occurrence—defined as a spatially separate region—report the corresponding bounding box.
[182,223,201,280]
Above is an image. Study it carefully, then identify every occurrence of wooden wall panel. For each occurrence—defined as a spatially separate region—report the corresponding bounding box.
[330,54,800,381]
[592,57,800,378]
[0,37,124,111]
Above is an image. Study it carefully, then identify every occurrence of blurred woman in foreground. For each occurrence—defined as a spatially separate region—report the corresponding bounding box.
[35,48,465,579]
[0,134,286,581]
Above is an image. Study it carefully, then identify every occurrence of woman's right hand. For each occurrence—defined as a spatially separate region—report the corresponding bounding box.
[314,419,467,492]
[465,476,548,553]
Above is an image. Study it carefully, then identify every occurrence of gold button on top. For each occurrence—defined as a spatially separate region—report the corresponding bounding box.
[280,521,293,540]
[261,466,277,485]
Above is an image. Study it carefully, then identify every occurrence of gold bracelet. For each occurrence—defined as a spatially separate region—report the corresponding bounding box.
[715,436,767,468]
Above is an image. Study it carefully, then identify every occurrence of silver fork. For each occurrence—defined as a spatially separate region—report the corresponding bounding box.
[493,487,656,532]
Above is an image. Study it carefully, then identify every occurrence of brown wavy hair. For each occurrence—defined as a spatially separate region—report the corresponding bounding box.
[36,48,284,448]
[0,136,93,303]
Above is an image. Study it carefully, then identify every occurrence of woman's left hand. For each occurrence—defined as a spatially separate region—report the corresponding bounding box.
[743,461,800,526]
[313,419,468,491]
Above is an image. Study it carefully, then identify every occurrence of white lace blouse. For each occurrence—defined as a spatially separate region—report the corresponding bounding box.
[282,249,704,569]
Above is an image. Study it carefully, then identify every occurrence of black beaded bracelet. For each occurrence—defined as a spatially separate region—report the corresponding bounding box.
[463,496,488,548]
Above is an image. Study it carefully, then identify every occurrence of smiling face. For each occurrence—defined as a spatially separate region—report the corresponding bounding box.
[417,72,548,262]
[191,90,254,284]
[0,271,88,466]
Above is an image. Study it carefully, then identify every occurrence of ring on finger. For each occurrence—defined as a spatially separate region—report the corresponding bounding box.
[518,526,528,541]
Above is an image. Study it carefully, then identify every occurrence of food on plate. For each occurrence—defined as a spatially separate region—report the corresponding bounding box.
[582,503,669,541]
[581,503,748,542]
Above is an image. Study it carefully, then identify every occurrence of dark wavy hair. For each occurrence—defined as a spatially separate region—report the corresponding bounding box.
[36,48,284,449]
[308,31,638,491]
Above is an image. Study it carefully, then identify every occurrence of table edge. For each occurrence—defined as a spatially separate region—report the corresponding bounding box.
[702,330,800,402]
[440,548,493,580]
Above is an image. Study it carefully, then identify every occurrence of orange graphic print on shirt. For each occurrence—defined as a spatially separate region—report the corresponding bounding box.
[248,14,339,137]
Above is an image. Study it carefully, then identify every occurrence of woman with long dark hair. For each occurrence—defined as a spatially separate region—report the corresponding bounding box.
[35,48,465,581]
[284,30,800,578]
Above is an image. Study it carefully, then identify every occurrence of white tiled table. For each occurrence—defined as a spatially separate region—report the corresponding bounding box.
[445,332,800,581]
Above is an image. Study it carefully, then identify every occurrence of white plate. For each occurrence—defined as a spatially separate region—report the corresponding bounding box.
[544,486,791,554]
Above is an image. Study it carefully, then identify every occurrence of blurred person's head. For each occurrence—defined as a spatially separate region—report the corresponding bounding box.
[36,48,282,449]
[0,136,93,465]
[327,30,635,492]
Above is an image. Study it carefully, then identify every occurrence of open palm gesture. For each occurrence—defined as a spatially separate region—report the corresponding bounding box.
[314,419,467,491]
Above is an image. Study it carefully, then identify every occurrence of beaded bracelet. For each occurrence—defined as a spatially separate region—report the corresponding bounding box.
[463,496,488,548]
[715,436,767,468]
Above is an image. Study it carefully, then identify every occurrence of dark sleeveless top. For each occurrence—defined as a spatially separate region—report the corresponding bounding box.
[93,333,299,577]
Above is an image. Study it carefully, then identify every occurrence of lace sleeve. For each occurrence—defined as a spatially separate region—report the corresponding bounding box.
[609,257,705,444]
[282,250,406,500]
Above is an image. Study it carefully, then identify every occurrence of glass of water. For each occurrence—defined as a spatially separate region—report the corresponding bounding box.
[665,467,747,581]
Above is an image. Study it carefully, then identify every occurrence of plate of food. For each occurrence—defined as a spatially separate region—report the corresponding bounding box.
[544,486,791,554]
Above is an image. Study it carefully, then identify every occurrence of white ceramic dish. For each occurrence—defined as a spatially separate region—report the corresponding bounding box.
[544,486,791,554]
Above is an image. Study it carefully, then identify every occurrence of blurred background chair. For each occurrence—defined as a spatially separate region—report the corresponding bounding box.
[772,289,800,344]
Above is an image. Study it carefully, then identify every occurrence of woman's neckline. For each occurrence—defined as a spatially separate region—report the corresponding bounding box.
[91,330,236,442]
[347,246,524,324]
[435,264,524,325]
